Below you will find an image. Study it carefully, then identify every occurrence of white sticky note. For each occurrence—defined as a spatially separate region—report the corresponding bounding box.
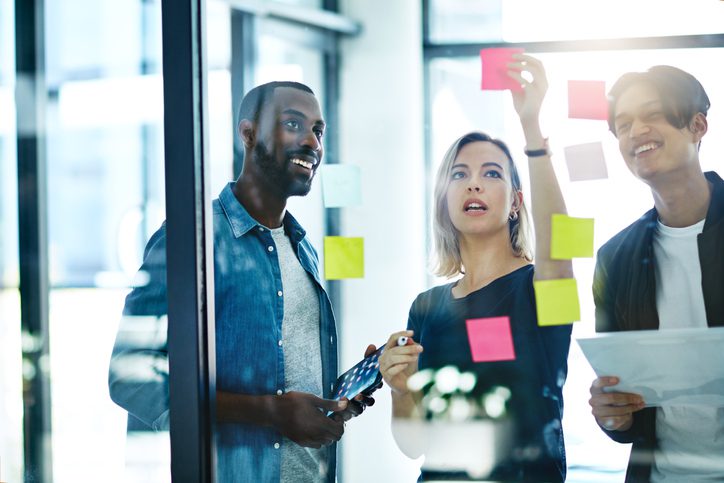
[564,142,608,182]
[321,164,362,208]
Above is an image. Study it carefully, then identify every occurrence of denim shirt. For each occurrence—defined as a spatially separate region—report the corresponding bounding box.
[109,182,339,482]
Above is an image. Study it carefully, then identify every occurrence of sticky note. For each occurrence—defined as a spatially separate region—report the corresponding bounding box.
[564,142,608,182]
[324,236,364,280]
[480,48,524,92]
[321,164,362,208]
[550,214,594,260]
[533,278,580,326]
[568,80,608,120]
[466,316,516,363]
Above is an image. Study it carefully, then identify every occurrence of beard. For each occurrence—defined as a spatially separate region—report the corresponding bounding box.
[253,141,314,197]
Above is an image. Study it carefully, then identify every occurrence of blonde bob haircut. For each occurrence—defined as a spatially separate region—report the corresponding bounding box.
[432,132,533,278]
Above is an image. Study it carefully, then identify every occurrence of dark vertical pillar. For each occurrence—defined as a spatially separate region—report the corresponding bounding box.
[230,10,257,178]
[322,35,342,335]
[320,3,343,481]
[15,0,52,481]
[160,0,216,481]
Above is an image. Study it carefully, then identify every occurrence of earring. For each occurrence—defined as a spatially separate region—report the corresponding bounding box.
[509,211,518,221]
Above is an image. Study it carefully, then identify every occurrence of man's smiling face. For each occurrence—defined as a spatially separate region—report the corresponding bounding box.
[253,86,326,198]
[613,81,702,184]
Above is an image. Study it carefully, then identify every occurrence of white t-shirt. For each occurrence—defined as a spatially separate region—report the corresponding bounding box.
[651,218,724,482]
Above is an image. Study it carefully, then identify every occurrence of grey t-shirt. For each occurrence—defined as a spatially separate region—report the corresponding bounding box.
[270,226,327,482]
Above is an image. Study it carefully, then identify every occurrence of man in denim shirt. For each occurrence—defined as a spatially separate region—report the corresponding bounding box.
[109,82,370,482]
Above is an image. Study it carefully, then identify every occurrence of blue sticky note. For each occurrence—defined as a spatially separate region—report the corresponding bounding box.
[321,165,362,208]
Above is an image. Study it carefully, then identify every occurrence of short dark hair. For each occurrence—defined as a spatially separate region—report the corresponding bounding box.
[237,81,315,127]
[607,65,710,136]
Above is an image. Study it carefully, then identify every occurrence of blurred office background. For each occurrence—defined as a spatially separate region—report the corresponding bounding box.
[1,0,723,481]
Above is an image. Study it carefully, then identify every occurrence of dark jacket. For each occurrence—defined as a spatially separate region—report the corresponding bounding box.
[592,171,724,482]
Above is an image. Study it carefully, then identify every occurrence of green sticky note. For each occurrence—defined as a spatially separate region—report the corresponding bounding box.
[324,236,364,280]
[533,278,580,326]
[550,214,594,260]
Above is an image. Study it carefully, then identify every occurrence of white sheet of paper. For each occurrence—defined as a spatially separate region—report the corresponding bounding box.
[577,327,724,407]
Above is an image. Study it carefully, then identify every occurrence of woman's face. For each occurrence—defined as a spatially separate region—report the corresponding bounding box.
[445,141,517,238]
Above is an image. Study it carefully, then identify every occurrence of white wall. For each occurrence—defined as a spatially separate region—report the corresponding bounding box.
[337,1,428,481]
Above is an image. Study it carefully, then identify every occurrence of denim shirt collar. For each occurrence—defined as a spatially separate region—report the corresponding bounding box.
[218,182,307,243]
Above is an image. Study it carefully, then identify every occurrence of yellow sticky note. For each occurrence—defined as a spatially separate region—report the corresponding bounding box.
[550,214,594,260]
[324,236,364,280]
[534,278,580,326]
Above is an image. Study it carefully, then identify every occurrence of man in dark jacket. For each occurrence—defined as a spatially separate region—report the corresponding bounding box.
[587,66,724,482]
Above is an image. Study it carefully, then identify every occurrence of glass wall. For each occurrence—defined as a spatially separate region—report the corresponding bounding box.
[429,47,723,479]
[4,0,339,481]
[3,0,172,481]
[1,0,22,480]
[423,2,724,481]
[5,1,723,482]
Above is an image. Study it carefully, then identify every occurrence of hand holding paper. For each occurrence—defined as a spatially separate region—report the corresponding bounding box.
[589,376,645,432]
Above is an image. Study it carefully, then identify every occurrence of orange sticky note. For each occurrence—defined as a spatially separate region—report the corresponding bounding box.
[465,316,516,362]
[568,80,608,120]
[324,236,364,280]
[480,48,524,92]
[534,278,581,326]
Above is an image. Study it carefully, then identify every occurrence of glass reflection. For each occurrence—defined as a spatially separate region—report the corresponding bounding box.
[4,1,724,481]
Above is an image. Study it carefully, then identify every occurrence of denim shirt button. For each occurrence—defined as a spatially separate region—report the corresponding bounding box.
[277,290,283,297]
[267,246,274,252]
[330,336,334,345]
[278,339,283,346]
[258,226,264,231]
[276,389,283,396]
[274,442,280,449]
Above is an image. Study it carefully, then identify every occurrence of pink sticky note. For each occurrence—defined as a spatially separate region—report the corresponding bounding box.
[465,316,516,363]
[480,48,524,92]
[568,80,608,120]
[564,141,609,181]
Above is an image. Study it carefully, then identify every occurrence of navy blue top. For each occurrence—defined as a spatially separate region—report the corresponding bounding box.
[407,265,571,482]
[109,182,339,482]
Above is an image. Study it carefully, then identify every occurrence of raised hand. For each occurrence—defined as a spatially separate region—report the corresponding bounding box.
[507,53,549,127]
[379,330,423,395]
[589,376,646,431]
[270,391,347,448]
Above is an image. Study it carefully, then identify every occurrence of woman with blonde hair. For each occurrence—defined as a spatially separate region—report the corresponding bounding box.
[379,55,572,481]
